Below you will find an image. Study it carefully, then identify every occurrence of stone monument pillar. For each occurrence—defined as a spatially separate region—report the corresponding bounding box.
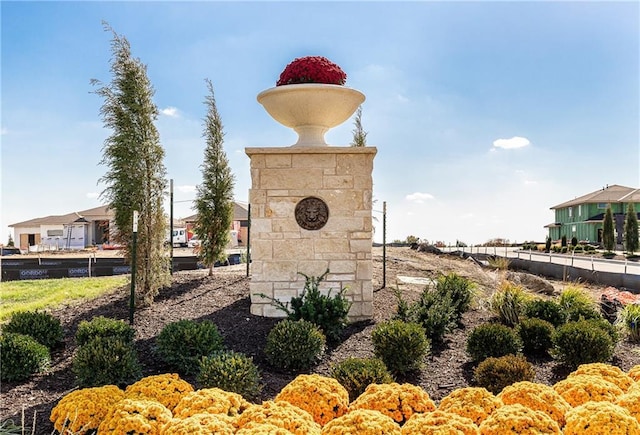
[245,146,377,321]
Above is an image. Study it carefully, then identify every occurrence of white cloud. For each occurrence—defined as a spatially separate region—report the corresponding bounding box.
[86,192,99,199]
[161,107,180,118]
[405,192,434,203]
[177,185,196,193]
[492,136,530,150]
[1,128,8,135]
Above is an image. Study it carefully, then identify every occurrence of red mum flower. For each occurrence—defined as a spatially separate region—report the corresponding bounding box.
[276,56,347,86]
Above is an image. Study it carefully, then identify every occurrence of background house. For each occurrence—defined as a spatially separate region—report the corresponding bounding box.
[183,201,249,247]
[546,184,640,246]
[9,201,250,251]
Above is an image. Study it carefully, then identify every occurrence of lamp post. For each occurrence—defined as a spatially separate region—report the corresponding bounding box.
[129,211,138,325]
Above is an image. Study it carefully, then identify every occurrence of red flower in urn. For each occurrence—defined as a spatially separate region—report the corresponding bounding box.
[276,56,347,86]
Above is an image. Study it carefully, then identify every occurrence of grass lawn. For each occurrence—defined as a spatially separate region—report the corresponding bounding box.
[0,276,129,322]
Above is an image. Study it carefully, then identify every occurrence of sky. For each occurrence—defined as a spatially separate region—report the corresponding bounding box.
[1,1,639,246]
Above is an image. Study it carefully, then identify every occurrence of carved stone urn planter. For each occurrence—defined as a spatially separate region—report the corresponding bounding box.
[257,83,365,147]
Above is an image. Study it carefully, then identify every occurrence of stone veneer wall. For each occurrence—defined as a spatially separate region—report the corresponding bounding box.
[245,146,377,321]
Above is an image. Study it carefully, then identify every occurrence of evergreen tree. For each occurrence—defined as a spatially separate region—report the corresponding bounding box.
[194,79,235,276]
[92,23,170,305]
[350,106,367,147]
[602,206,615,253]
[7,234,14,247]
[624,203,639,255]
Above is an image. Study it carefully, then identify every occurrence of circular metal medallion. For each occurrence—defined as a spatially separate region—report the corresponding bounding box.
[295,197,329,230]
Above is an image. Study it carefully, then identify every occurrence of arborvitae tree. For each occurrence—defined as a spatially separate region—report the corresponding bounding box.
[7,234,14,247]
[602,206,615,253]
[545,236,551,252]
[624,203,639,255]
[350,105,367,147]
[194,79,235,276]
[92,23,170,305]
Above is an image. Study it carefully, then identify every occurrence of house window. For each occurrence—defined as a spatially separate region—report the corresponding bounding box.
[572,225,576,233]
[47,229,64,237]
[597,203,607,209]
[578,205,582,217]
[568,207,572,218]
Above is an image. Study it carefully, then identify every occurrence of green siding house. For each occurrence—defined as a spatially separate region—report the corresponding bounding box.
[546,185,640,246]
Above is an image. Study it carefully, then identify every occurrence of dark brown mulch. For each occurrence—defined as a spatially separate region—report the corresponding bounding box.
[1,248,639,433]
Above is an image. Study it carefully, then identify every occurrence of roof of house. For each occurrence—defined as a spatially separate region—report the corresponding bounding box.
[183,201,249,222]
[551,185,640,209]
[9,205,113,228]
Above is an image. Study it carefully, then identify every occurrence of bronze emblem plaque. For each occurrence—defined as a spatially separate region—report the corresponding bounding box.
[295,197,329,230]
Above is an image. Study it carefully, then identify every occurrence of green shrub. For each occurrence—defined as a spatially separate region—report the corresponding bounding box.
[473,354,535,394]
[75,316,135,346]
[0,332,50,382]
[617,303,640,342]
[198,350,262,401]
[155,319,225,375]
[372,320,430,375]
[435,273,475,321]
[559,286,601,322]
[268,270,351,342]
[523,299,566,327]
[330,357,394,402]
[72,336,141,388]
[490,281,531,326]
[516,318,555,356]
[264,319,326,371]
[3,310,64,350]
[552,319,616,368]
[466,323,522,363]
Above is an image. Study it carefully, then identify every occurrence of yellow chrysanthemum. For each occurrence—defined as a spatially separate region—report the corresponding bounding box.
[172,387,250,418]
[50,385,125,434]
[438,387,502,425]
[349,382,436,425]
[234,400,321,435]
[275,374,349,426]
[160,413,235,434]
[629,365,640,382]
[569,363,634,392]
[553,374,623,407]
[478,403,561,434]
[125,373,194,411]
[616,389,640,424]
[628,382,640,395]
[98,398,173,434]
[497,381,570,428]
[322,409,401,434]
[236,422,295,434]
[564,401,640,435]
[402,410,479,435]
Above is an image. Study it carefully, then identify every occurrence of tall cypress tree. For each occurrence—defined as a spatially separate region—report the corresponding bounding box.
[624,203,639,255]
[194,79,235,276]
[602,206,615,253]
[92,23,170,305]
[350,105,368,147]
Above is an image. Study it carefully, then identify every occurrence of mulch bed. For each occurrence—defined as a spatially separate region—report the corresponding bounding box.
[1,252,639,433]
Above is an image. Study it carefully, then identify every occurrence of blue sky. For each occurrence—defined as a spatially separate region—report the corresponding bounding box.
[2,1,638,245]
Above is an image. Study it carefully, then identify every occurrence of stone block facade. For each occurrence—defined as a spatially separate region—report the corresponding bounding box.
[245,146,377,321]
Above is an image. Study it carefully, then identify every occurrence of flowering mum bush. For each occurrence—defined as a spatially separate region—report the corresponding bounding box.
[321,409,401,434]
[349,382,436,425]
[569,362,634,392]
[478,403,561,434]
[97,398,173,434]
[616,389,640,424]
[275,374,349,426]
[402,410,479,435]
[438,387,502,426]
[161,413,235,435]
[172,387,250,419]
[628,365,640,382]
[234,400,321,435]
[125,373,194,412]
[49,385,125,434]
[236,422,297,434]
[276,56,347,86]
[563,401,640,435]
[553,374,623,407]
[497,381,571,428]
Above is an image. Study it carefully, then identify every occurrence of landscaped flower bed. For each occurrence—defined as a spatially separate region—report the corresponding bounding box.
[50,363,640,434]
